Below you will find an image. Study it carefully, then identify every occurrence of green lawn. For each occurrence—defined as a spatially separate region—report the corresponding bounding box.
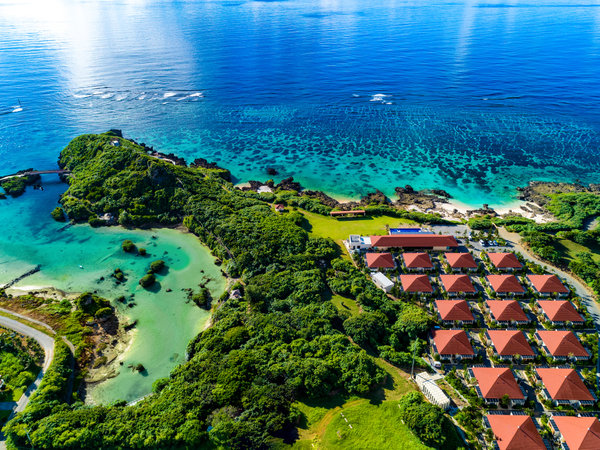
[554,239,600,264]
[289,358,422,449]
[321,401,431,450]
[300,210,416,247]
[330,294,361,317]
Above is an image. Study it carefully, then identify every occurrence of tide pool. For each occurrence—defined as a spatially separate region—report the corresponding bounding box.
[0,177,226,403]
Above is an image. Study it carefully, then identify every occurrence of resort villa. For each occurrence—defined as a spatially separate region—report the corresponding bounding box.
[485,414,545,450]
[435,299,475,326]
[527,274,570,297]
[485,329,535,361]
[444,252,478,272]
[535,330,590,362]
[365,252,395,271]
[535,368,596,407]
[400,274,433,294]
[550,415,600,450]
[486,300,530,325]
[401,252,433,272]
[486,274,525,296]
[469,367,526,406]
[487,252,523,271]
[440,274,476,296]
[431,329,475,361]
[537,300,584,326]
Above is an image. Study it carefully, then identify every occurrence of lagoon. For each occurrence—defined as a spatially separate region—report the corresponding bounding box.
[0,178,226,403]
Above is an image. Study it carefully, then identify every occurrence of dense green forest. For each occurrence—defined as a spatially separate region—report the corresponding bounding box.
[3,132,451,449]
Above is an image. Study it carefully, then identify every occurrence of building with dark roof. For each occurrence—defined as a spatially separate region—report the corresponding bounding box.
[370,234,458,250]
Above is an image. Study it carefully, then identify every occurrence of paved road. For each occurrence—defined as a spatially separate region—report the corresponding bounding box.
[0,314,55,448]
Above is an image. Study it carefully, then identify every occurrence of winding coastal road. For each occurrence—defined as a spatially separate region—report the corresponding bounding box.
[0,312,56,448]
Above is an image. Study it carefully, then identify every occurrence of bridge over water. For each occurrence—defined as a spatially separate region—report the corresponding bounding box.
[0,169,70,183]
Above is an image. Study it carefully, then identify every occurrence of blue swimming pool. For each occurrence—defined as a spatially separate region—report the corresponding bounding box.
[389,228,434,234]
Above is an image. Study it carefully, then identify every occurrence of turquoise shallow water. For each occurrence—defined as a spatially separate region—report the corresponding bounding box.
[0,179,226,403]
[2,0,600,205]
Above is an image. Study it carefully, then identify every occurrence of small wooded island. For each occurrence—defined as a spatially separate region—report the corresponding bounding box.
[4,131,600,449]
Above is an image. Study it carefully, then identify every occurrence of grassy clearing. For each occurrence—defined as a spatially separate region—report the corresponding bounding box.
[290,359,421,449]
[554,239,600,265]
[330,294,361,317]
[300,210,416,248]
[321,401,431,450]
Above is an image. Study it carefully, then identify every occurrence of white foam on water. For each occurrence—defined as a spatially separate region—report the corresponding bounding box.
[163,92,177,98]
[100,92,114,99]
[138,94,147,100]
[115,94,128,101]
[370,93,390,102]
[73,93,91,99]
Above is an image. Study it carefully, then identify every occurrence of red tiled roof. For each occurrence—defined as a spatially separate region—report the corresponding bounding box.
[537,330,588,358]
[366,252,395,269]
[471,367,523,400]
[487,275,525,294]
[445,252,477,269]
[536,368,594,402]
[440,274,476,293]
[486,415,545,450]
[487,330,534,357]
[435,300,474,322]
[400,274,433,293]
[527,274,569,294]
[370,234,458,248]
[486,300,529,322]
[432,329,474,356]
[488,252,523,269]
[402,252,433,269]
[553,416,600,450]
[538,300,583,323]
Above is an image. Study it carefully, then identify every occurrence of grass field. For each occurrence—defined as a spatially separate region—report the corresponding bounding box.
[330,294,361,317]
[300,210,416,249]
[288,357,427,449]
[554,239,600,264]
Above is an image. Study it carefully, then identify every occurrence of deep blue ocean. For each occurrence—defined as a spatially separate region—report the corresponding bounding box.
[2,0,600,205]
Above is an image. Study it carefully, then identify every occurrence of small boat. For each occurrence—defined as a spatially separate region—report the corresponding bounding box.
[79,265,84,269]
